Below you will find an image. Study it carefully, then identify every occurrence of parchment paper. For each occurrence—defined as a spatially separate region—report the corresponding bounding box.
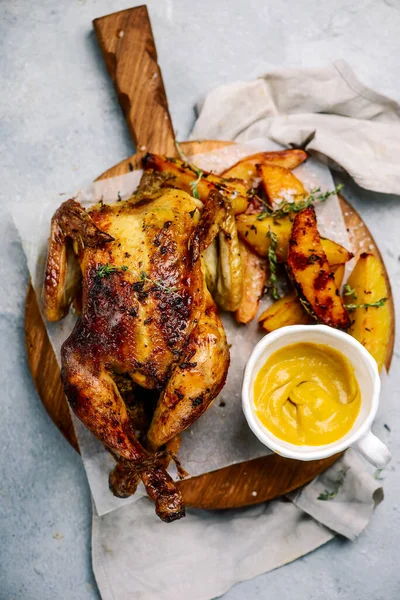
[12,139,351,516]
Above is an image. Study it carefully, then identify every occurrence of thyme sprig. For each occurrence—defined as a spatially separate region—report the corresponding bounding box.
[343,283,357,299]
[266,228,280,300]
[374,468,384,480]
[95,264,179,296]
[318,468,349,501]
[257,184,344,222]
[96,263,122,278]
[345,297,387,311]
[175,139,204,200]
[189,167,203,200]
[174,139,188,162]
[139,271,179,296]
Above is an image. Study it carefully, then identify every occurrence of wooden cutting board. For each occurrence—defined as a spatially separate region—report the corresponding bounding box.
[24,6,394,510]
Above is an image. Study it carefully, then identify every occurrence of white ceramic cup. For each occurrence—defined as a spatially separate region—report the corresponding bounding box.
[242,324,391,468]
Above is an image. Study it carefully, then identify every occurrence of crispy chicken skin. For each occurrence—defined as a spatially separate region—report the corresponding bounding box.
[43,175,230,522]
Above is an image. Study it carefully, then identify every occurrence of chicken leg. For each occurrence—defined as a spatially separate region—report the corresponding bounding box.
[146,289,230,451]
[61,337,184,522]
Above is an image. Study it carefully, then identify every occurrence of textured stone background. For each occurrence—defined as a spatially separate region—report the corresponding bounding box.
[1,1,400,598]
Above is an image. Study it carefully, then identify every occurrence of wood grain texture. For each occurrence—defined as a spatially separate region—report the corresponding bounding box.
[25,284,79,452]
[24,141,395,509]
[93,6,176,155]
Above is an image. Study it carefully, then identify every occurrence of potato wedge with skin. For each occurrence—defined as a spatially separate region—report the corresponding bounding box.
[333,263,345,290]
[234,242,267,324]
[143,153,249,215]
[345,253,391,371]
[258,264,345,332]
[259,292,311,332]
[215,205,243,311]
[287,206,351,329]
[319,237,353,266]
[236,214,293,261]
[258,163,308,207]
[222,149,308,183]
[204,173,248,214]
[236,213,353,265]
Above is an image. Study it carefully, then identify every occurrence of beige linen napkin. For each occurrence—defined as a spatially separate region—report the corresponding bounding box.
[93,448,384,600]
[191,59,400,194]
[91,61,392,600]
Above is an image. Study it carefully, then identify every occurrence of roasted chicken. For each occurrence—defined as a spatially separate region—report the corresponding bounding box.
[43,172,230,522]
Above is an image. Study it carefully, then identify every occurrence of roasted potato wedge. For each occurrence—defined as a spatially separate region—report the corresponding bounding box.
[333,263,345,290]
[258,292,311,332]
[143,153,249,214]
[258,163,307,207]
[215,205,243,311]
[236,213,353,266]
[345,253,392,371]
[319,237,353,266]
[287,206,351,329]
[222,149,308,183]
[258,264,346,332]
[234,242,267,324]
[236,214,292,261]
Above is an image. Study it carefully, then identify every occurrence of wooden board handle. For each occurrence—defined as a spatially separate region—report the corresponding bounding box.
[93,5,176,155]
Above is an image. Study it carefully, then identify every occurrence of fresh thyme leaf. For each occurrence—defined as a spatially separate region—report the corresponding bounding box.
[174,139,203,199]
[96,263,119,278]
[189,168,203,200]
[257,208,272,221]
[272,198,311,222]
[257,184,344,222]
[308,183,343,204]
[137,270,179,296]
[152,279,178,294]
[318,468,349,501]
[345,297,387,311]
[343,283,357,298]
[159,282,178,293]
[374,468,384,480]
[266,228,280,300]
[174,139,187,162]
[96,264,179,296]
[317,489,338,501]
[96,264,130,278]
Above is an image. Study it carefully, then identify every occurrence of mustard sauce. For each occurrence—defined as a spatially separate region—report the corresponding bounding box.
[254,343,361,445]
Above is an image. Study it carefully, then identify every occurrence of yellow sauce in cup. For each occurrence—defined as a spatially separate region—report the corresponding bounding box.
[253,342,361,445]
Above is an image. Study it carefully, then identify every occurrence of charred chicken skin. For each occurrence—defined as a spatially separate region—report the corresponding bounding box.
[43,173,230,522]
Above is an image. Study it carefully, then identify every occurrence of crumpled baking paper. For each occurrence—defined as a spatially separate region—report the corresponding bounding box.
[13,138,351,516]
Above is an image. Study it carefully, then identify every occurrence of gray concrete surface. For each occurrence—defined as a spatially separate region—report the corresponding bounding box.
[1,1,400,598]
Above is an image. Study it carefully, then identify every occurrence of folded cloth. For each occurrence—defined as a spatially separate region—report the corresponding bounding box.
[93,450,383,600]
[191,59,400,194]
[92,61,392,600]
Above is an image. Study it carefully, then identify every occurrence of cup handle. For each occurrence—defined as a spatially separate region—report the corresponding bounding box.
[352,430,391,469]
